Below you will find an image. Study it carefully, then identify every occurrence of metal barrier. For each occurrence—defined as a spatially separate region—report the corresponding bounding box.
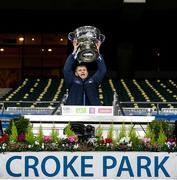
[1,100,177,116]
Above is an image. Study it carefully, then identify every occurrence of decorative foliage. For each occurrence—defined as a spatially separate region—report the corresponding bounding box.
[5,116,30,136]
[0,118,177,153]
[142,120,173,151]
[148,120,173,141]
[107,123,114,139]
[157,127,167,145]
[145,123,156,145]
[63,122,75,137]
[36,124,44,145]
[128,124,140,151]
[117,123,126,141]
[9,121,18,142]
[25,123,35,144]
[50,124,59,143]
[95,124,103,141]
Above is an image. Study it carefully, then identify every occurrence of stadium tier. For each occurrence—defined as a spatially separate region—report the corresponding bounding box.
[0,78,177,115]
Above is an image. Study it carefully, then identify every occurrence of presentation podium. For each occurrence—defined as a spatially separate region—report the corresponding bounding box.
[0,106,175,180]
[23,105,155,138]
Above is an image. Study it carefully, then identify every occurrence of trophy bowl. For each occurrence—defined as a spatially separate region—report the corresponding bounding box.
[68,25,105,63]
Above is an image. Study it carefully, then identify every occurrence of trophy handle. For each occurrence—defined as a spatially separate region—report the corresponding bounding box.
[68,32,75,41]
[99,34,105,43]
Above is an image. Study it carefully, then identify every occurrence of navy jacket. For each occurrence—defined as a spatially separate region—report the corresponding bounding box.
[63,53,107,105]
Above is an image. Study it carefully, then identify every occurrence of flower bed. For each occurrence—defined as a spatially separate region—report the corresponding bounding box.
[0,116,177,153]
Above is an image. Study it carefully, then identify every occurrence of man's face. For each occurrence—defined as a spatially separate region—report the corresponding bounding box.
[75,66,88,80]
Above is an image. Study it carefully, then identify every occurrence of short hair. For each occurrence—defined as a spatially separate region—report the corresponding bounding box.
[74,62,88,72]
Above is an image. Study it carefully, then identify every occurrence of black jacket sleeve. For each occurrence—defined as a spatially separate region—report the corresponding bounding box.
[92,54,107,85]
[63,53,75,87]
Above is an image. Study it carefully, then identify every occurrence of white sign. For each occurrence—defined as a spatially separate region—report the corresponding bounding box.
[61,106,113,116]
[124,0,146,3]
[0,152,177,179]
[23,115,155,124]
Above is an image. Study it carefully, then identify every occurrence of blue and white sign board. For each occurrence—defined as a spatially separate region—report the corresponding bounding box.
[0,152,177,179]
[0,114,20,129]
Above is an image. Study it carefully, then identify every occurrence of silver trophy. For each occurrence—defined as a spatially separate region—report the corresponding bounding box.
[68,25,105,63]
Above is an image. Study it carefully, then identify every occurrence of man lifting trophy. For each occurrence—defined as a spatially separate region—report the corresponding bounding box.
[63,25,107,106]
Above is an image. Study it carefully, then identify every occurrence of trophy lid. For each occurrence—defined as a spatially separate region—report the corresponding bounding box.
[68,25,105,42]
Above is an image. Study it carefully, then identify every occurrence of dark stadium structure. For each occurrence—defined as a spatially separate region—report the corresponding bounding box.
[0,0,177,116]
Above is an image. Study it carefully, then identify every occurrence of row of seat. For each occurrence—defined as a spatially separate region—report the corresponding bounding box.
[1,78,65,108]
[1,78,177,109]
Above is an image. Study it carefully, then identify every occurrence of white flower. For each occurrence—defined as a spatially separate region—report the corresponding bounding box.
[62,135,67,139]
[35,141,39,145]
[119,137,126,144]
[119,136,130,144]
[125,136,130,143]
[2,143,7,149]
[127,141,132,147]
[73,144,79,149]
[87,138,97,144]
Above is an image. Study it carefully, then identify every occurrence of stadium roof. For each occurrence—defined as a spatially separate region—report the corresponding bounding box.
[0,0,177,74]
[0,0,177,34]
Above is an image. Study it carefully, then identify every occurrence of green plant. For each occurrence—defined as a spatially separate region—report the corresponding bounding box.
[5,116,30,135]
[128,125,140,150]
[9,120,18,142]
[145,123,152,138]
[157,127,167,145]
[145,123,156,144]
[36,124,44,145]
[50,124,59,143]
[107,123,114,139]
[63,122,75,137]
[117,123,126,141]
[95,124,103,141]
[145,120,174,145]
[149,120,169,141]
[25,123,35,144]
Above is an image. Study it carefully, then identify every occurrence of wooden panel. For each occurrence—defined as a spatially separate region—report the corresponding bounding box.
[0,69,21,88]
[0,47,21,68]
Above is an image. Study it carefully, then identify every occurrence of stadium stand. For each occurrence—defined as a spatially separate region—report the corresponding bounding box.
[0,77,177,116]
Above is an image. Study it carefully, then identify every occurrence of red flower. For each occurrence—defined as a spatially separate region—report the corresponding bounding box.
[100,139,105,144]
[166,138,176,143]
[44,136,52,143]
[105,138,112,143]
[0,134,9,142]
